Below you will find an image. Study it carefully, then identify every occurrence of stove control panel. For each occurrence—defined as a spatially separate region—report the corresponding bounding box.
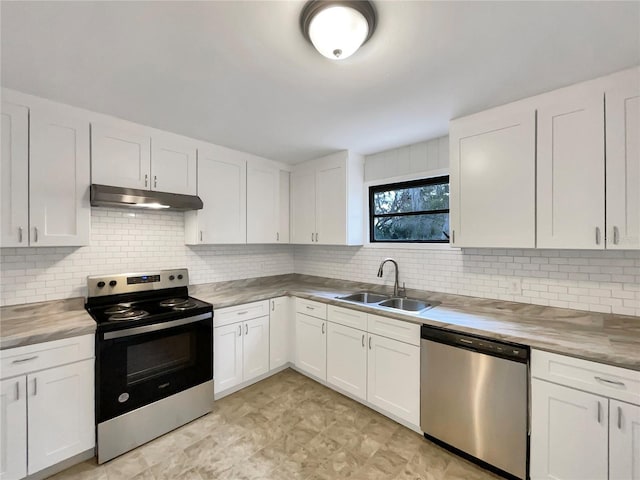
[87,269,189,297]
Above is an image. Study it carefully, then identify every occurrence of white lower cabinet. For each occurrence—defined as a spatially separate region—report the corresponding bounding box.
[531,379,608,480]
[610,400,640,480]
[0,377,27,480]
[0,335,94,480]
[294,313,326,381]
[326,322,367,402]
[214,316,270,396]
[367,333,420,426]
[269,297,291,370]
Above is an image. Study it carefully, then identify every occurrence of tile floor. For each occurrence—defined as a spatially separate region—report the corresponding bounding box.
[51,369,501,480]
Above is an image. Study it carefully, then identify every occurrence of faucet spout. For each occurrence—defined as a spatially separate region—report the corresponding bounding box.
[377,258,400,297]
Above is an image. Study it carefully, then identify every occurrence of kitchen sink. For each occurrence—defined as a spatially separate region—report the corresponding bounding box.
[336,292,390,304]
[378,297,434,312]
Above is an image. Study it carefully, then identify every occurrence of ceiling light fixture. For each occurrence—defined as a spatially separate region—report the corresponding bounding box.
[300,0,377,60]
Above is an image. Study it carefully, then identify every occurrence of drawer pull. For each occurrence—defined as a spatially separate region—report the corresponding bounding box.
[594,376,625,388]
[236,311,249,315]
[238,325,242,336]
[12,356,38,364]
[306,306,314,310]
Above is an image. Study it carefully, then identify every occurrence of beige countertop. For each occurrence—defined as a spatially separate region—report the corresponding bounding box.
[2,274,638,373]
[0,297,96,350]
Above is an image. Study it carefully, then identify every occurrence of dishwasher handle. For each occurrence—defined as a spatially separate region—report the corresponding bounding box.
[421,324,529,363]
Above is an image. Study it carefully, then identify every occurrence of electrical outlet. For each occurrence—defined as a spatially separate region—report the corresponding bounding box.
[507,278,522,295]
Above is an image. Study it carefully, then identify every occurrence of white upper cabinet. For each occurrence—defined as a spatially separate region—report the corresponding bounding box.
[91,124,151,190]
[606,67,640,250]
[278,170,290,243]
[537,82,605,249]
[290,150,364,245]
[151,133,197,195]
[185,146,246,244]
[30,106,91,247]
[1,102,29,248]
[92,123,196,195]
[449,102,536,248]
[247,162,280,244]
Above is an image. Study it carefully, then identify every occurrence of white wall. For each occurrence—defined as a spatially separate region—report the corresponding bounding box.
[0,208,294,306]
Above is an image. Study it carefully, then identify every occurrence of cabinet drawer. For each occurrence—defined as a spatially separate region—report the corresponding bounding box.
[296,298,327,320]
[367,314,420,346]
[532,349,640,405]
[215,300,269,328]
[0,334,94,380]
[328,305,367,331]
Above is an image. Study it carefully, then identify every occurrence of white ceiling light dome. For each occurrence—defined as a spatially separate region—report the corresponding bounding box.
[301,1,377,60]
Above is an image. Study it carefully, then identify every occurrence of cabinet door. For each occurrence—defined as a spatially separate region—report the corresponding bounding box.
[30,107,90,246]
[247,163,279,244]
[0,377,27,480]
[0,102,29,248]
[269,297,290,370]
[449,103,535,248]
[243,316,270,382]
[290,169,316,244]
[28,359,94,475]
[214,323,243,393]
[278,170,290,243]
[327,322,367,402]
[193,150,246,244]
[530,379,608,480]
[91,124,151,190]
[294,313,326,381]
[606,69,640,250]
[150,134,197,195]
[316,162,346,245]
[367,334,420,426]
[610,400,640,480]
[537,85,605,249]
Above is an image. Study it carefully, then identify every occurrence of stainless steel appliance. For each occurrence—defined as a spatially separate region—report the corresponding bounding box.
[85,269,213,464]
[420,325,529,480]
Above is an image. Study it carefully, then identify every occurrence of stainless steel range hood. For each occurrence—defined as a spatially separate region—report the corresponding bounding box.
[91,184,203,211]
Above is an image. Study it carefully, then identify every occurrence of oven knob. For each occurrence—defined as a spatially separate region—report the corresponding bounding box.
[97,281,105,288]
[169,275,175,281]
[118,393,129,403]
[177,274,183,280]
[109,280,117,287]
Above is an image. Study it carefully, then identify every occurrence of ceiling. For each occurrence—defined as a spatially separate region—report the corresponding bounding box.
[2,1,639,164]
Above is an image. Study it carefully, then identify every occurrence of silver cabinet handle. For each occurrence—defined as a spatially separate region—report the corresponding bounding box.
[33,227,38,243]
[618,405,623,429]
[305,306,314,310]
[237,311,249,315]
[154,175,157,188]
[594,376,625,387]
[15,381,19,401]
[597,401,602,423]
[362,334,365,348]
[452,230,455,244]
[311,232,314,242]
[276,232,279,242]
[369,337,372,350]
[321,322,325,334]
[145,174,148,187]
[18,227,23,243]
[200,231,203,242]
[12,355,38,364]
[613,226,620,245]
[271,300,275,311]
[596,227,601,245]
[32,377,37,397]
[238,324,242,336]
[315,233,319,242]
[245,323,248,335]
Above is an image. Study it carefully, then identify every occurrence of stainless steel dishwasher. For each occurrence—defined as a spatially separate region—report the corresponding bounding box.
[420,325,529,480]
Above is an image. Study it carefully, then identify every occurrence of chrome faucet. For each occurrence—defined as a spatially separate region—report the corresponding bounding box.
[377,258,405,297]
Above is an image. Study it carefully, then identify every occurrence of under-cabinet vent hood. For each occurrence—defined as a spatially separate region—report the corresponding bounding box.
[90,184,203,211]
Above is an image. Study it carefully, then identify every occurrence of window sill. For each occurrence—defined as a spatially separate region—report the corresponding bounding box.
[363,242,459,251]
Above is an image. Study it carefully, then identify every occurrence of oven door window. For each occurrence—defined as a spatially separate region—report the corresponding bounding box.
[97,317,213,423]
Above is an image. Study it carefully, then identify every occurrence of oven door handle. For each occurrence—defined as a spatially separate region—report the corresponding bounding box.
[103,313,212,340]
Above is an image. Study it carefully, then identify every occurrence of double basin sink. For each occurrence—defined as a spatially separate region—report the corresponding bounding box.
[336,291,438,315]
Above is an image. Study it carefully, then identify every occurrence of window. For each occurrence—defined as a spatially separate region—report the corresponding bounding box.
[369,176,450,243]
